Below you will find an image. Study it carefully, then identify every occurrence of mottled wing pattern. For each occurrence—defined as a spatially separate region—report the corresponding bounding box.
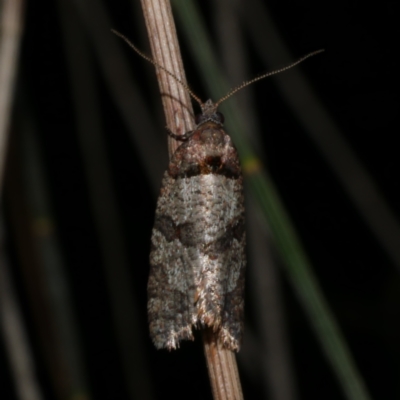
[148,172,197,350]
[148,122,246,351]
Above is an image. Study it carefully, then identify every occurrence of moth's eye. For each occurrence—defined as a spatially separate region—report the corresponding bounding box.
[195,114,203,124]
[216,112,225,124]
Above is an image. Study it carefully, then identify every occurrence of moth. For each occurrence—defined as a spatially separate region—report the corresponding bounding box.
[112,29,323,351]
[148,97,246,351]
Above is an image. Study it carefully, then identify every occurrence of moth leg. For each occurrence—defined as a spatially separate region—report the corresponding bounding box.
[166,127,193,141]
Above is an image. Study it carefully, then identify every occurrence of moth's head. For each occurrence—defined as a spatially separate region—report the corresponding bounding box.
[195,99,225,127]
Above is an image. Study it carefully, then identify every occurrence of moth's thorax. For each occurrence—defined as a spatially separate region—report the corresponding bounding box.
[194,121,226,147]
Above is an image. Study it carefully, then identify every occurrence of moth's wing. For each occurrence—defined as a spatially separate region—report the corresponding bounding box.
[217,177,246,352]
[148,174,196,350]
[192,173,246,351]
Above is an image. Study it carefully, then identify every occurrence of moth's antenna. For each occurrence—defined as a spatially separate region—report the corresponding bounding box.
[111,29,204,107]
[215,49,325,107]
